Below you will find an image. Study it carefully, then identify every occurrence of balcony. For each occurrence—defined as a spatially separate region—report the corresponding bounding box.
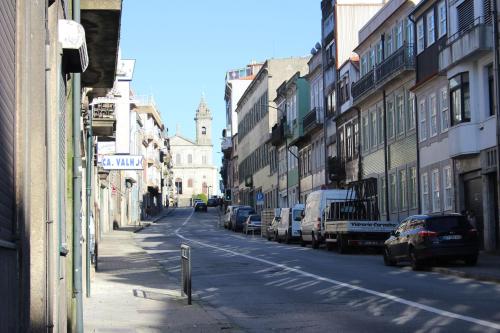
[271,121,286,146]
[352,44,415,102]
[303,107,323,134]
[439,19,493,71]
[352,69,375,101]
[375,43,415,85]
[81,0,122,88]
[92,101,115,137]
[448,122,479,157]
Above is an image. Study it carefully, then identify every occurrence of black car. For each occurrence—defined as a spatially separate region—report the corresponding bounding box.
[231,207,256,232]
[194,201,207,212]
[207,198,218,207]
[383,214,479,270]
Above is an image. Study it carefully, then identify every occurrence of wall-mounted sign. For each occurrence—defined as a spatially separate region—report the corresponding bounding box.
[101,155,144,170]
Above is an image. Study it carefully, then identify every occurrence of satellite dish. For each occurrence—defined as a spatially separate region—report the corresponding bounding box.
[315,42,322,50]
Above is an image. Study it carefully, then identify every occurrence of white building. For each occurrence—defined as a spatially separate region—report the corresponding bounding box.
[170,97,218,206]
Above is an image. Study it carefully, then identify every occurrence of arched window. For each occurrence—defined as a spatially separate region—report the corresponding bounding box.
[176,153,181,165]
[188,179,193,188]
[202,126,207,135]
[188,154,193,164]
[175,178,183,194]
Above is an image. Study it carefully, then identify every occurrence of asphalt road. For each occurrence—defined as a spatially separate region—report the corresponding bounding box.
[134,208,500,333]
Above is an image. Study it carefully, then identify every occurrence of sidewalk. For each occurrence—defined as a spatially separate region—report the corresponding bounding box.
[84,221,235,332]
[432,252,500,284]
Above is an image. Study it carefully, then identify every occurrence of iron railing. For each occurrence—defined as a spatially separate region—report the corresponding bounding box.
[303,107,323,134]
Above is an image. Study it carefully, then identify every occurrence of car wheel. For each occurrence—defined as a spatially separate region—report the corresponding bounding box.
[311,232,319,249]
[338,234,349,254]
[285,232,291,244]
[464,255,478,266]
[383,247,397,266]
[410,248,424,271]
[326,241,334,251]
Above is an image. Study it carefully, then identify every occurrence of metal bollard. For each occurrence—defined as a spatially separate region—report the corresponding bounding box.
[180,244,192,305]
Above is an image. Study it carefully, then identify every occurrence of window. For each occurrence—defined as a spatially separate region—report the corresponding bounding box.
[390,174,397,212]
[438,1,447,37]
[396,94,405,135]
[376,42,383,64]
[201,126,206,135]
[417,18,425,53]
[339,128,345,161]
[407,91,416,130]
[353,121,359,157]
[488,65,496,116]
[395,22,403,49]
[419,99,427,141]
[346,125,353,159]
[409,167,417,209]
[187,179,193,188]
[427,10,435,46]
[176,153,181,165]
[370,111,377,148]
[440,87,449,131]
[431,169,441,212]
[443,166,452,211]
[385,31,393,56]
[202,155,207,164]
[377,106,384,144]
[188,154,193,164]
[450,72,470,125]
[362,116,369,151]
[457,0,474,32]
[387,99,395,139]
[429,93,438,137]
[421,173,429,213]
[361,54,368,76]
[175,178,183,195]
[399,169,407,210]
[369,48,376,69]
[406,18,414,45]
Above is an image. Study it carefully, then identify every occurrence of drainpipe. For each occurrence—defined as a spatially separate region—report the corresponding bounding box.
[44,0,54,330]
[492,0,500,249]
[383,90,390,221]
[72,0,84,331]
[86,105,93,297]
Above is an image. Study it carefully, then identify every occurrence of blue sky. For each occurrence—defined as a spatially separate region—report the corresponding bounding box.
[120,0,321,169]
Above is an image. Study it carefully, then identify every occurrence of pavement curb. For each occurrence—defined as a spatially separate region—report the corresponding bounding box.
[432,267,500,284]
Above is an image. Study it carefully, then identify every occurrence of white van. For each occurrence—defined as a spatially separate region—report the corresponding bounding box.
[301,190,350,248]
[276,204,305,243]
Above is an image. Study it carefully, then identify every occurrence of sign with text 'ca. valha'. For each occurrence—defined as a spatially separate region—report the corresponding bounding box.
[101,155,144,170]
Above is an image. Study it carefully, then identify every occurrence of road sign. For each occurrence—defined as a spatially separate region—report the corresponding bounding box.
[256,192,264,206]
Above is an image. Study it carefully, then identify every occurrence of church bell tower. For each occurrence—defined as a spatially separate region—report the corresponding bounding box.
[195,95,212,146]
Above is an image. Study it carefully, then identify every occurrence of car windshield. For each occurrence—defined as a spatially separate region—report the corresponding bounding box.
[250,215,260,221]
[238,209,254,217]
[426,216,471,232]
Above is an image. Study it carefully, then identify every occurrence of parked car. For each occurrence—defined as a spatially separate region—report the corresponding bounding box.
[383,214,479,270]
[231,207,256,232]
[224,205,246,229]
[207,198,218,207]
[194,201,207,212]
[276,205,304,243]
[243,214,262,235]
[266,216,281,241]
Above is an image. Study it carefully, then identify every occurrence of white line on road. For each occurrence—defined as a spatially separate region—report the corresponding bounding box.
[174,211,500,331]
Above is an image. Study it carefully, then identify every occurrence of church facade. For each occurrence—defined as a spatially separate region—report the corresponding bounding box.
[169,97,218,207]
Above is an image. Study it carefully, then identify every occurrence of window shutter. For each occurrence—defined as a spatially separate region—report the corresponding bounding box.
[457,0,475,31]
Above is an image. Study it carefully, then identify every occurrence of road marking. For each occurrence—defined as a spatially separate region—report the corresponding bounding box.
[174,211,500,331]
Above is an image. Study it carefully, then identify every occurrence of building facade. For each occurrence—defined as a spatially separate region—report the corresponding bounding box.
[170,97,218,207]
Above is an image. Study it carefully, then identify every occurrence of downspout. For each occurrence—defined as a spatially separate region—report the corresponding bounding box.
[383,90,390,221]
[72,0,84,331]
[354,106,362,181]
[85,105,93,297]
[492,0,500,249]
[44,0,54,330]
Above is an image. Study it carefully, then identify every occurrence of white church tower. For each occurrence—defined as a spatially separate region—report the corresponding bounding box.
[195,95,212,146]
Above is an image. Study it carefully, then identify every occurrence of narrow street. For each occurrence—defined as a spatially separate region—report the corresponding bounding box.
[134,208,500,333]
